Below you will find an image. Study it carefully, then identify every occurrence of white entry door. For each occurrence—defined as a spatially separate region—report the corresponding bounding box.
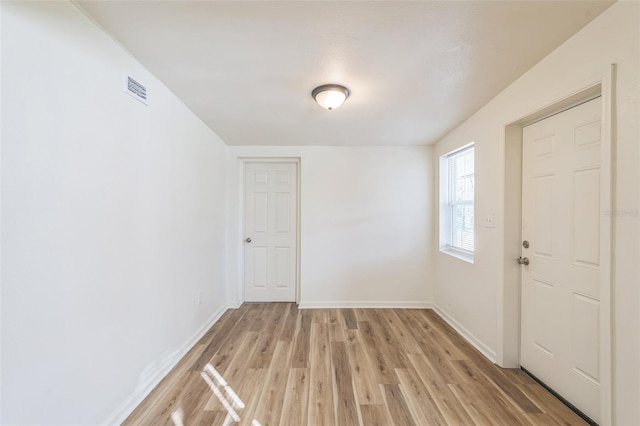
[243,161,298,302]
[521,97,602,423]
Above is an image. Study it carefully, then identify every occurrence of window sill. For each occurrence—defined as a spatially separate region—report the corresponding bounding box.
[440,247,474,264]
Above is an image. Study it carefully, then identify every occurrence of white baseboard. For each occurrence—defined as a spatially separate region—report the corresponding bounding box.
[226,300,242,309]
[102,303,228,425]
[432,304,497,363]
[298,301,432,309]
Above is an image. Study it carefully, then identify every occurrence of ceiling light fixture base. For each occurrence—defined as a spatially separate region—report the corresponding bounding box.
[312,84,350,110]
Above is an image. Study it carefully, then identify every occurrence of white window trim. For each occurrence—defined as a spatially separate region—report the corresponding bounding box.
[441,244,474,263]
[439,143,475,264]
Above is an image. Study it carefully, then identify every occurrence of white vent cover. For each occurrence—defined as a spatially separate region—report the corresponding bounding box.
[125,75,148,105]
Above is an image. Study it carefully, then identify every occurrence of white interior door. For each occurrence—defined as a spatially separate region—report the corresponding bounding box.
[243,161,298,302]
[521,97,602,423]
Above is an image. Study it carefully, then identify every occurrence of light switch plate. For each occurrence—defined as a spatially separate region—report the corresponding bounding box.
[483,214,495,228]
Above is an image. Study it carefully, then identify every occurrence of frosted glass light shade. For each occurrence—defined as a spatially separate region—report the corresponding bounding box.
[312,84,350,110]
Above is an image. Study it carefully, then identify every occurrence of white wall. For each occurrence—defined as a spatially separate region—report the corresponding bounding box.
[1,2,229,424]
[227,146,433,308]
[432,2,639,424]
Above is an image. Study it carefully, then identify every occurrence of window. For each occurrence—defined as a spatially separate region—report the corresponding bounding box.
[440,144,474,262]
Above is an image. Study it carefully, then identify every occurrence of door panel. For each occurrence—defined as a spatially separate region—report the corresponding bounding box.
[252,192,268,232]
[572,294,600,382]
[274,247,290,288]
[275,192,291,232]
[573,168,600,266]
[533,175,554,257]
[521,97,601,423]
[531,279,557,356]
[251,247,268,288]
[244,162,298,302]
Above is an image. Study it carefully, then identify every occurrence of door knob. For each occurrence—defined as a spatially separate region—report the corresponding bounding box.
[517,257,530,266]
[245,238,252,243]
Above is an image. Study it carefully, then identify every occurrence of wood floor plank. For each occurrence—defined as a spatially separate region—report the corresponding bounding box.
[130,361,209,425]
[126,304,587,426]
[433,324,542,418]
[197,305,246,346]
[143,371,209,425]
[411,309,468,360]
[208,321,254,376]
[344,331,384,405]
[252,341,293,426]
[353,308,371,322]
[407,353,475,426]
[342,308,358,330]
[358,320,400,384]
[279,368,310,426]
[203,331,260,412]
[367,309,408,368]
[413,332,467,385]
[218,331,261,387]
[381,310,423,355]
[331,341,359,426]
[464,400,502,425]
[525,412,566,425]
[279,304,298,342]
[291,309,312,368]
[382,383,416,426]
[181,373,218,425]
[519,383,588,425]
[395,310,470,387]
[307,322,335,426]
[400,310,470,386]
[395,368,447,426]
[236,368,267,426]
[191,307,248,371]
[328,309,347,342]
[195,410,231,426]
[447,380,489,406]
[248,303,271,332]
[360,404,392,426]
[312,308,330,324]
[122,342,207,425]
[449,381,530,425]
[249,304,288,369]
[503,367,539,387]
[451,358,486,384]
[466,353,542,414]
[394,309,445,357]
[492,391,533,425]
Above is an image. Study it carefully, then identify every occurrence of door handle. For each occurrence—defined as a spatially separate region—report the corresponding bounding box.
[517,257,530,266]
[245,238,252,243]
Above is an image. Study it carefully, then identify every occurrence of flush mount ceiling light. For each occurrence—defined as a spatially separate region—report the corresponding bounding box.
[311,84,350,110]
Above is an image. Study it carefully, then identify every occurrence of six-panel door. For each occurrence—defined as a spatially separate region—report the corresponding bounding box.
[521,97,602,423]
[244,162,298,302]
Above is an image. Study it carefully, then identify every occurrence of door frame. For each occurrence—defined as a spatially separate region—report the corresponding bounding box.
[239,157,301,304]
[500,65,616,424]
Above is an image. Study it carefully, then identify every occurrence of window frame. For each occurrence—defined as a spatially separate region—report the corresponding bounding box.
[439,143,475,263]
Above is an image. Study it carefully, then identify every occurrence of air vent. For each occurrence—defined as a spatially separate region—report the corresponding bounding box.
[125,75,148,105]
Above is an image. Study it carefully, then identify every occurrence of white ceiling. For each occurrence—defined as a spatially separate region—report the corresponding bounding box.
[77,1,613,146]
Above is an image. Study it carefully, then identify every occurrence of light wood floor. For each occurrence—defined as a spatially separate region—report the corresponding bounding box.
[124,303,586,425]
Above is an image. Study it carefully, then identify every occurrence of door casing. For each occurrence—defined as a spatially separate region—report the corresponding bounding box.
[500,66,615,424]
[240,157,301,304]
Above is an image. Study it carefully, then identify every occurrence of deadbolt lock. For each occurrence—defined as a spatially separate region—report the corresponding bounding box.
[522,240,530,249]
